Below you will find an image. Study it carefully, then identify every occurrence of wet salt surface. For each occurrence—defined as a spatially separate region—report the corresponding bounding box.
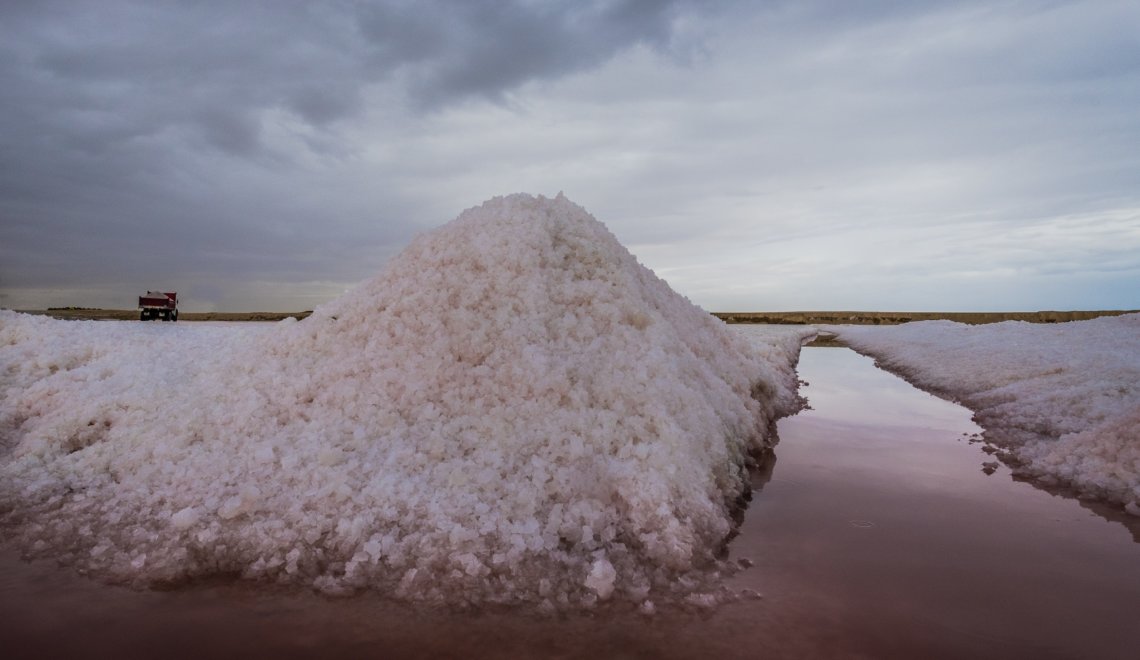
[2,347,1137,659]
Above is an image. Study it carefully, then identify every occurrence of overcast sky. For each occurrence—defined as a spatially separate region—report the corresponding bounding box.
[2,0,1138,312]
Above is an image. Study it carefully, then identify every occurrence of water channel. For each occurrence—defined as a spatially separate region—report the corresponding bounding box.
[1,347,1136,658]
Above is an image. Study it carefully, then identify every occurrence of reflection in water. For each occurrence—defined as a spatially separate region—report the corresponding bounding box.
[1078,493,1138,544]
[728,348,1139,659]
[750,448,778,493]
[834,341,1140,544]
[1,347,1137,659]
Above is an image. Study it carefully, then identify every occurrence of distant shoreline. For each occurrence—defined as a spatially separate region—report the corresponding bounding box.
[712,310,1138,325]
[19,309,314,322]
[14,308,1138,325]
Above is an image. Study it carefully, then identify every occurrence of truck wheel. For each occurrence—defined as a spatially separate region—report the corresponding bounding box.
[163,310,171,322]
[171,310,178,322]
[140,311,146,322]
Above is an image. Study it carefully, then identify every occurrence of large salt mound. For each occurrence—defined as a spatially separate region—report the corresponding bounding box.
[826,316,1140,513]
[0,193,806,609]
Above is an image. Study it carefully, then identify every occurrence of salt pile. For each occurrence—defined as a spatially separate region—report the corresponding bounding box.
[0,193,806,609]
[826,316,1140,514]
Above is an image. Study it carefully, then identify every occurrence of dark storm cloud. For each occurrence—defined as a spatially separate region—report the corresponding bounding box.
[3,0,687,156]
[358,0,680,106]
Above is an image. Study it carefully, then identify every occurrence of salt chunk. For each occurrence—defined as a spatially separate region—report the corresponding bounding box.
[171,506,199,530]
[318,447,344,466]
[685,592,718,608]
[217,496,244,520]
[584,557,617,600]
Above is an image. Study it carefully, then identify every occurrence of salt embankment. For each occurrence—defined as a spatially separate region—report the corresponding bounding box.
[826,316,1140,514]
[0,193,809,609]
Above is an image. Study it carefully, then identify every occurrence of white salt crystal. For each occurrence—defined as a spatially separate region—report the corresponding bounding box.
[171,506,199,530]
[584,557,617,600]
[685,592,718,608]
[217,496,244,520]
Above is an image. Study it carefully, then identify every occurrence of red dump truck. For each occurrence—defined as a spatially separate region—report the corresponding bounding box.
[139,291,178,321]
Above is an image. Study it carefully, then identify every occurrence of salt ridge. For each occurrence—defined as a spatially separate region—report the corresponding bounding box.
[826,316,1140,514]
[0,194,809,609]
